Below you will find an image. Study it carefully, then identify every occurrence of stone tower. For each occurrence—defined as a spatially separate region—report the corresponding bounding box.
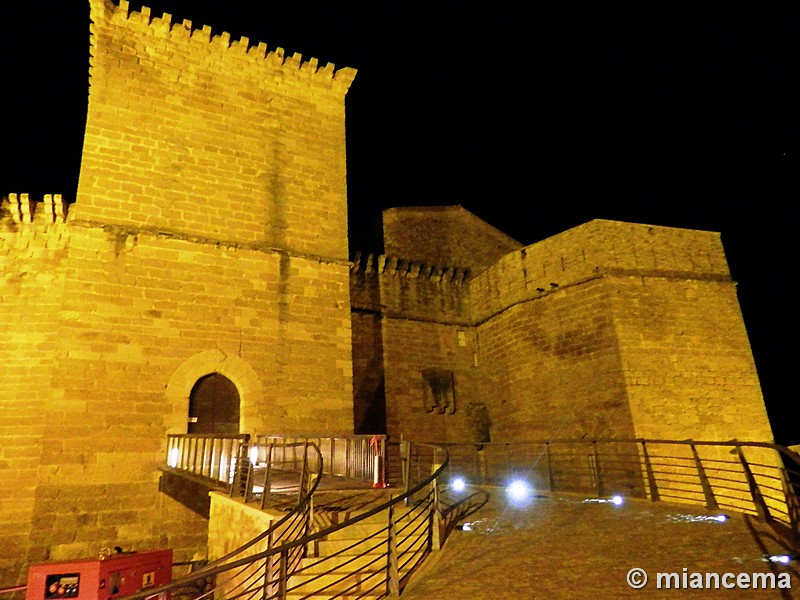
[0,0,356,585]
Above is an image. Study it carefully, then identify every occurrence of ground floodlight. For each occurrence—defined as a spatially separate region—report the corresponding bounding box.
[451,477,466,492]
[768,555,792,564]
[714,514,728,523]
[506,479,532,502]
[611,494,624,506]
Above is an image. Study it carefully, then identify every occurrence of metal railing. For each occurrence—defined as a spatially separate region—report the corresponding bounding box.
[166,433,251,490]
[442,438,800,538]
[123,440,447,600]
[257,434,387,485]
[281,442,448,598]
[10,436,797,599]
[123,439,324,600]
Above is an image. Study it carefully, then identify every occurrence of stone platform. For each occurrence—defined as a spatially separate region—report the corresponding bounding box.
[402,490,800,599]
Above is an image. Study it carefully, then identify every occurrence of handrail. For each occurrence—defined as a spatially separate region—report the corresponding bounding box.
[165,433,251,491]
[17,436,794,599]
[126,441,448,600]
[121,440,324,600]
[441,437,800,538]
[0,586,26,597]
[257,434,387,485]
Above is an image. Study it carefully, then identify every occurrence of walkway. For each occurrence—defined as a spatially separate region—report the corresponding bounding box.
[403,489,800,599]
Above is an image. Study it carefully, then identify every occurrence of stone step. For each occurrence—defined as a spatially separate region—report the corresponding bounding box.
[316,536,386,555]
[286,586,386,600]
[288,568,385,594]
[302,551,387,573]
[286,501,434,598]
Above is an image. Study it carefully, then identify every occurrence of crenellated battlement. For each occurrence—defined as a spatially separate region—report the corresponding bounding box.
[88,0,356,91]
[78,0,354,258]
[2,194,70,225]
[350,252,471,322]
[350,252,471,284]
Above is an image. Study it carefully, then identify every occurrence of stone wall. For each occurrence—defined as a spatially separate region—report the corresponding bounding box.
[356,214,774,449]
[382,206,522,272]
[0,197,70,585]
[0,0,356,587]
[350,253,475,442]
[76,0,355,261]
[475,277,634,441]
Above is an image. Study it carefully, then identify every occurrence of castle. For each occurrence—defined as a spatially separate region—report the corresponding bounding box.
[0,0,774,588]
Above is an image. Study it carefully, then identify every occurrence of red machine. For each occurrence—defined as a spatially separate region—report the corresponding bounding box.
[26,550,172,600]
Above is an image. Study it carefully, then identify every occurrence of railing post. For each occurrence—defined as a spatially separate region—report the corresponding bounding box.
[476,446,487,484]
[779,468,800,541]
[230,441,250,499]
[277,548,289,600]
[639,440,660,502]
[179,436,187,469]
[330,437,335,477]
[387,500,400,597]
[260,443,274,510]
[345,436,352,478]
[401,440,411,502]
[191,437,199,474]
[736,446,771,522]
[690,443,718,510]
[298,440,310,503]
[544,442,554,492]
[305,473,318,558]
[381,436,388,486]
[429,463,442,552]
[263,529,276,598]
[592,441,604,497]
[200,437,209,478]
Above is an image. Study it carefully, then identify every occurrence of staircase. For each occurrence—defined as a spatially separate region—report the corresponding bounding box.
[286,503,432,599]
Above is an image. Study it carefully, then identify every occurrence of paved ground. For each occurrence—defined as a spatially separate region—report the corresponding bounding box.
[401,488,800,599]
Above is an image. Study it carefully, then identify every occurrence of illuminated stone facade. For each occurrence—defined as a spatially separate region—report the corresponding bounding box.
[0,0,354,586]
[0,0,776,590]
[352,208,773,448]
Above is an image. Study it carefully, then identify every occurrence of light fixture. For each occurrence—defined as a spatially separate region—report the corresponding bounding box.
[506,479,532,502]
[450,477,466,492]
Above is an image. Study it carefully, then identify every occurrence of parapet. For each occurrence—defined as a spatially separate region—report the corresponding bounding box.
[350,252,472,322]
[468,219,733,322]
[351,252,471,284]
[88,0,357,92]
[2,194,70,225]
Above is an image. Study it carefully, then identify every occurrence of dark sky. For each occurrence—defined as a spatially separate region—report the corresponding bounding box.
[2,2,798,442]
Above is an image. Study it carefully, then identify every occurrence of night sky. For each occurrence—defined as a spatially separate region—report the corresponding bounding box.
[2,3,797,442]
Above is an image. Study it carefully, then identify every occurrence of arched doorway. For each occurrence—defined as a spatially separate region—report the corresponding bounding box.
[188,373,240,434]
